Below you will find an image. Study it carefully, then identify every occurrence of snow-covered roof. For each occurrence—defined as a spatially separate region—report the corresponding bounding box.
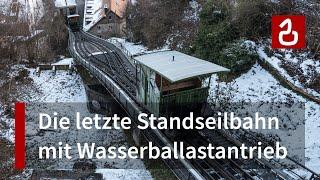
[52,58,74,66]
[67,14,80,18]
[55,0,77,8]
[135,51,229,83]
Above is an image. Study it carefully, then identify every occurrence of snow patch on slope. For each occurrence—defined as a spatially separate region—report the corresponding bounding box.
[12,68,152,179]
[96,169,152,180]
[184,0,201,22]
[209,64,320,173]
[257,45,320,99]
[0,105,14,143]
[27,69,86,103]
[108,37,169,56]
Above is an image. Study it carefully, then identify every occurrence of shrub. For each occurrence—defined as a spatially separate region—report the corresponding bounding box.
[195,0,238,60]
[233,0,273,39]
[196,21,239,59]
[219,40,259,74]
[195,0,271,79]
[126,0,188,49]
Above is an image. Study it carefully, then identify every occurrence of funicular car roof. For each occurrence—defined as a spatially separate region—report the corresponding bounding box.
[135,51,229,83]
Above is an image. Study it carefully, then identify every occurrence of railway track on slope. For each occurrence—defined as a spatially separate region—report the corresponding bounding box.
[200,128,320,180]
[74,32,137,99]
[70,31,206,180]
[70,30,320,180]
[182,130,292,180]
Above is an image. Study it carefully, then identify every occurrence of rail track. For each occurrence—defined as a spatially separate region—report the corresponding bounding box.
[204,128,320,180]
[70,30,205,180]
[194,130,290,180]
[74,31,137,98]
[69,30,320,180]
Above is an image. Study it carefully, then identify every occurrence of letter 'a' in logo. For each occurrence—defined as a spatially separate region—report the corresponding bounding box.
[272,15,306,49]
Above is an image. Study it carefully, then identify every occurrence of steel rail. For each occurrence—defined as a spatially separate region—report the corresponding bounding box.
[79,32,136,95]
[75,33,137,99]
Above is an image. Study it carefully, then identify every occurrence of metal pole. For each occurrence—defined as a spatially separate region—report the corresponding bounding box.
[136,63,138,87]
[160,76,163,93]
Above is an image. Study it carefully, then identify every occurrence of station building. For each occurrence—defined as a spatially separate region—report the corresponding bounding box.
[135,51,229,116]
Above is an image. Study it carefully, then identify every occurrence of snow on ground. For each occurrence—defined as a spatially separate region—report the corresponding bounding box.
[0,105,14,143]
[257,44,320,99]
[183,0,201,22]
[209,64,320,173]
[25,69,152,179]
[96,169,152,180]
[300,59,320,79]
[0,65,152,179]
[9,64,27,78]
[304,101,320,173]
[106,40,320,173]
[108,37,169,56]
[0,64,27,143]
[0,117,14,143]
[27,69,87,102]
[109,38,148,56]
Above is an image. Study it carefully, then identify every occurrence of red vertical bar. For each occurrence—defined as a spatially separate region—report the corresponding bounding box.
[15,102,25,170]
